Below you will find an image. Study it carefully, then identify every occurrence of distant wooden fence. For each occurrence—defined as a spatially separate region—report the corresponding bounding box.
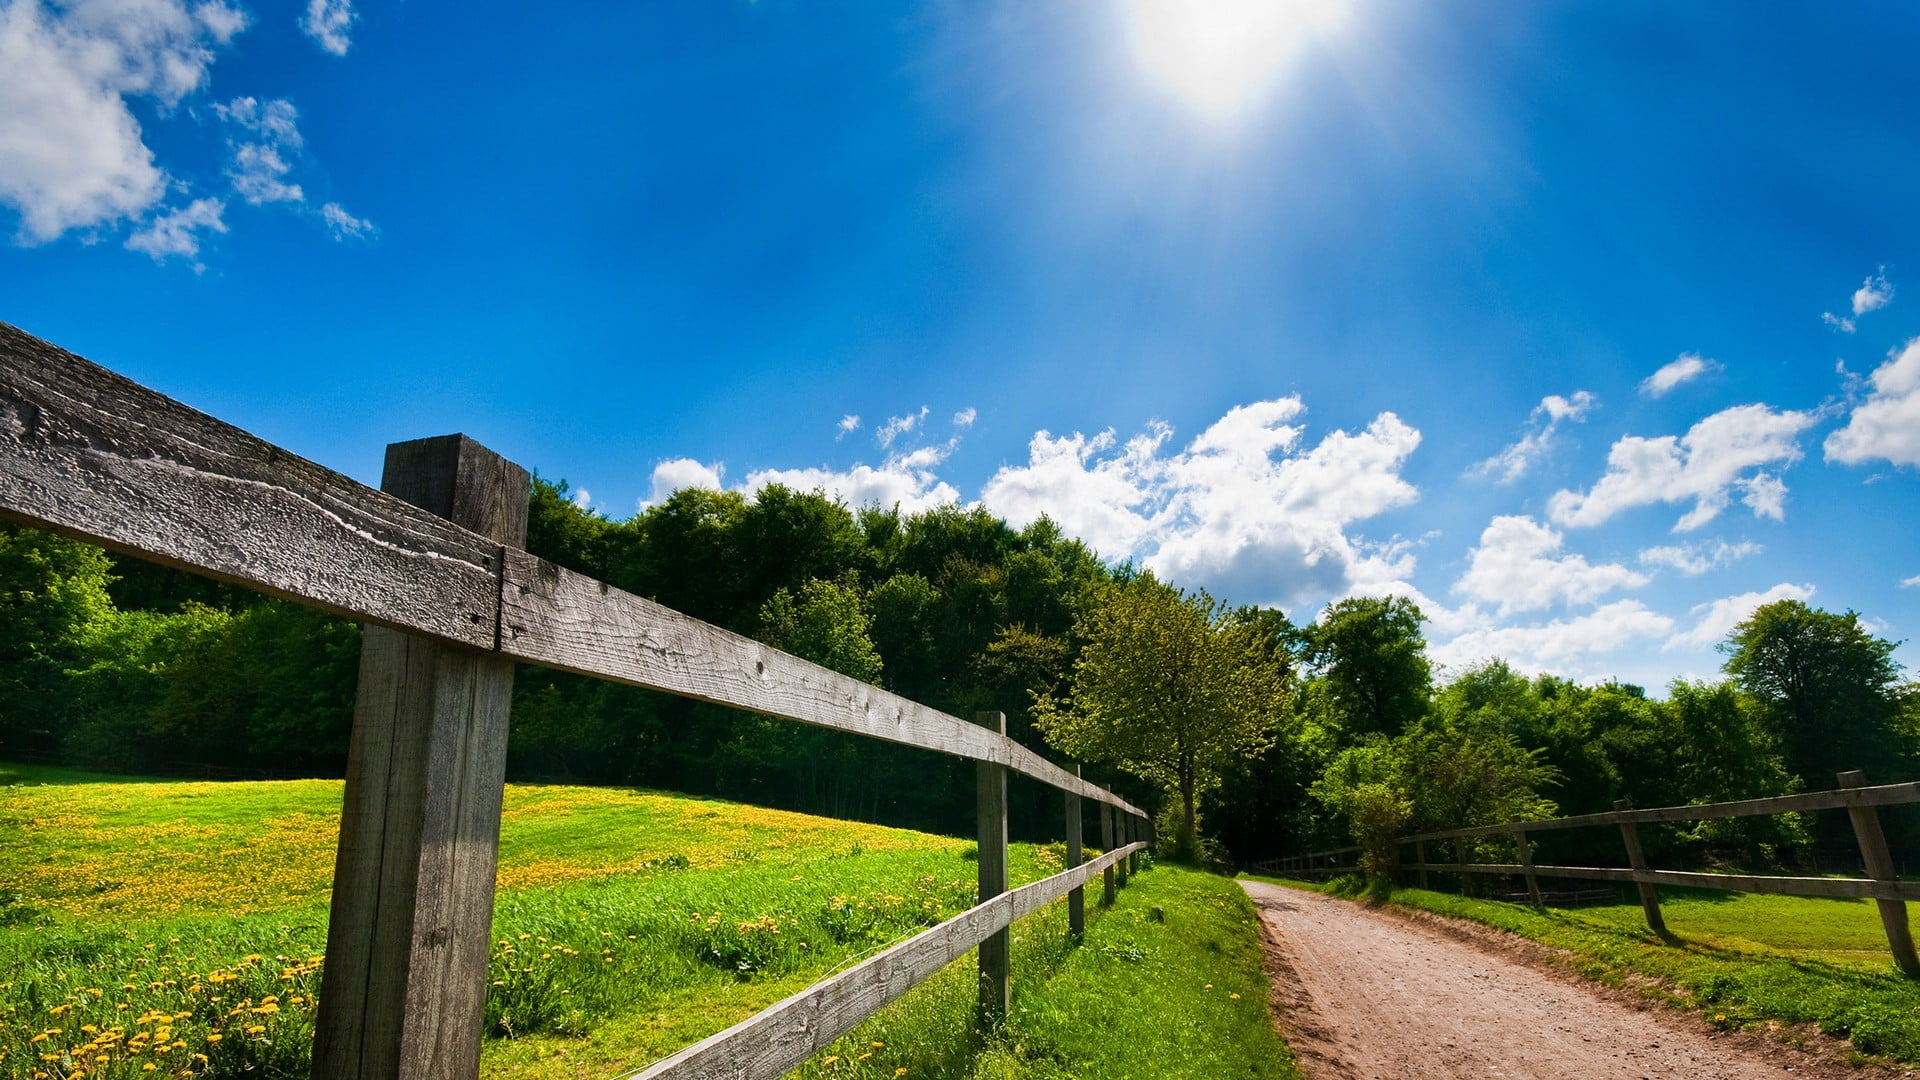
[1261,774,1920,976]
[0,322,1154,1080]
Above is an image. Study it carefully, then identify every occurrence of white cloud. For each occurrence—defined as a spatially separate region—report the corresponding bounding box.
[876,406,928,449]
[1902,574,1920,589]
[1469,390,1594,483]
[123,196,224,264]
[1669,582,1815,650]
[229,142,302,204]
[571,487,592,510]
[835,414,861,441]
[1546,403,1814,532]
[1824,269,1894,332]
[1637,540,1761,576]
[1638,353,1720,398]
[1825,338,1920,468]
[1430,601,1676,677]
[746,445,961,516]
[319,201,374,239]
[953,407,977,429]
[642,458,725,508]
[1453,515,1646,616]
[0,0,240,243]
[982,398,1424,610]
[301,0,355,55]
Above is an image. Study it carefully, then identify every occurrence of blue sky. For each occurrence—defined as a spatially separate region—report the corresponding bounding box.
[4,0,1918,691]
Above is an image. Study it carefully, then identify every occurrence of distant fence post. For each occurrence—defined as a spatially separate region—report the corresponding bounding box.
[1414,839,1429,891]
[1066,765,1085,940]
[1613,798,1667,936]
[1112,786,1129,888]
[313,435,528,1080]
[1514,828,1542,906]
[1839,770,1920,977]
[1100,795,1117,906]
[974,711,1011,1032]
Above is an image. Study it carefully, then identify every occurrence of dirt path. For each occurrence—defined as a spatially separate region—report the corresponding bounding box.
[1241,881,1868,1080]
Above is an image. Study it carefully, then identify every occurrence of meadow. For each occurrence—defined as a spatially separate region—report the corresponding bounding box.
[1254,873,1920,1064]
[1,764,1293,1079]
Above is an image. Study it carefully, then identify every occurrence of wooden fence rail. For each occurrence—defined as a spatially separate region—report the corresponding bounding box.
[1268,771,1920,976]
[0,322,1156,1079]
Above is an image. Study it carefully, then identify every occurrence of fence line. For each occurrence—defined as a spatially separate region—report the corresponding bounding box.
[1266,770,1920,976]
[0,322,1157,1080]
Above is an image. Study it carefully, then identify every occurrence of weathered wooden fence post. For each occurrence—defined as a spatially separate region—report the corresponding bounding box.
[974,711,1011,1031]
[1455,836,1469,892]
[1112,786,1129,888]
[1100,796,1116,906]
[1414,839,1429,890]
[313,435,528,1080]
[1839,770,1920,977]
[1514,828,1543,906]
[1613,798,1666,935]
[1066,765,1085,940]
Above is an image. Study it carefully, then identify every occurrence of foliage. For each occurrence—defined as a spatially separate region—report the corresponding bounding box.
[1304,596,1431,737]
[0,525,116,756]
[1034,577,1288,861]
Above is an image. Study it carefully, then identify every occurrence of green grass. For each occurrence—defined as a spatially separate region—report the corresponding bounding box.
[2,765,1292,1079]
[1251,873,1920,1062]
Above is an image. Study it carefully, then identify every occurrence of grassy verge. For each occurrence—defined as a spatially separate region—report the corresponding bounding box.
[1250,873,1920,1063]
[2,766,1294,1079]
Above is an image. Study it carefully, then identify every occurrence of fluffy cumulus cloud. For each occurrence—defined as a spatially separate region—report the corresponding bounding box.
[1638,353,1720,398]
[876,407,928,449]
[300,0,354,55]
[217,96,303,204]
[1430,601,1676,677]
[1825,338,1920,468]
[1453,515,1646,617]
[642,458,724,508]
[1669,582,1815,650]
[1824,268,1894,333]
[0,0,243,242]
[747,445,961,516]
[1547,403,1814,532]
[983,398,1423,610]
[1469,390,1594,483]
[123,196,225,264]
[835,414,860,440]
[1637,539,1761,576]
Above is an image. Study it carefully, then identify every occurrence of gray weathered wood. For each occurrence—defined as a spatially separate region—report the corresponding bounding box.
[975,711,1010,1032]
[1613,798,1666,935]
[1840,771,1920,977]
[1112,788,1129,889]
[0,322,502,648]
[1066,765,1085,940]
[496,551,1144,816]
[1410,861,1920,901]
[1514,829,1543,905]
[313,435,527,1080]
[1100,799,1116,907]
[619,843,1144,1080]
[1402,781,1920,842]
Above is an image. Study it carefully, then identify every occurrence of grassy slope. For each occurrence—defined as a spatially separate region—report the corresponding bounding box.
[1,764,1291,1079]
[1250,874,1920,1062]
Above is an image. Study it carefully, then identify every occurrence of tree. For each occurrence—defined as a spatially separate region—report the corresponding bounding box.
[0,525,116,755]
[1034,576,1289,860]
[1307,596,1432,737]
[1722,600,1909,784]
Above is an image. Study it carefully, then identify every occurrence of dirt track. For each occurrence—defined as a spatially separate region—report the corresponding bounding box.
[1241,881,1873,1080]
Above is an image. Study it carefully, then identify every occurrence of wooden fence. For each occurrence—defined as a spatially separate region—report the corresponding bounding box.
[1263,773,1920,976]
[0,321,1155,1079]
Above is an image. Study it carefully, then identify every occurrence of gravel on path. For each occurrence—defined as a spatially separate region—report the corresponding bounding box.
[1241,880,1879,1080]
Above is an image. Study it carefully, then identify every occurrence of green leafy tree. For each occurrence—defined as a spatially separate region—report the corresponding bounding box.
[756,578,883,683]
[1034,576,1288,860]
[1307,595,1432,737]
[0,525,117,755]
[1722,600,1910,784]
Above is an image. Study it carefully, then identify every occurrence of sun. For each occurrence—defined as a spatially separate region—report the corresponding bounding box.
[1126,0,1348,123]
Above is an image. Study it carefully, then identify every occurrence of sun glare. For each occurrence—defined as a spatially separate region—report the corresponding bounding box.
[1127,0,1347,123]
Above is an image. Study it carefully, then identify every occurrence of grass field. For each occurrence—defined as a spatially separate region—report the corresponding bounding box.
[1250,873,1920,1063]
[1,763,1293,1079]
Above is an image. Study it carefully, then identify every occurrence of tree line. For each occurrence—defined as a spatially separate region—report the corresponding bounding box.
[2,478,1915,869]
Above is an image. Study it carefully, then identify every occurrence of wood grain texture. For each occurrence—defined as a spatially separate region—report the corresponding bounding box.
[0,322,501,648]
[1065,766,1084,940]
[498,552,1145,815]
[1613,799,1666,935]
[617,843,1147,1080]
[1100,801,1116,907]
[974,711,1010,1031]
[311,437,524,1080]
